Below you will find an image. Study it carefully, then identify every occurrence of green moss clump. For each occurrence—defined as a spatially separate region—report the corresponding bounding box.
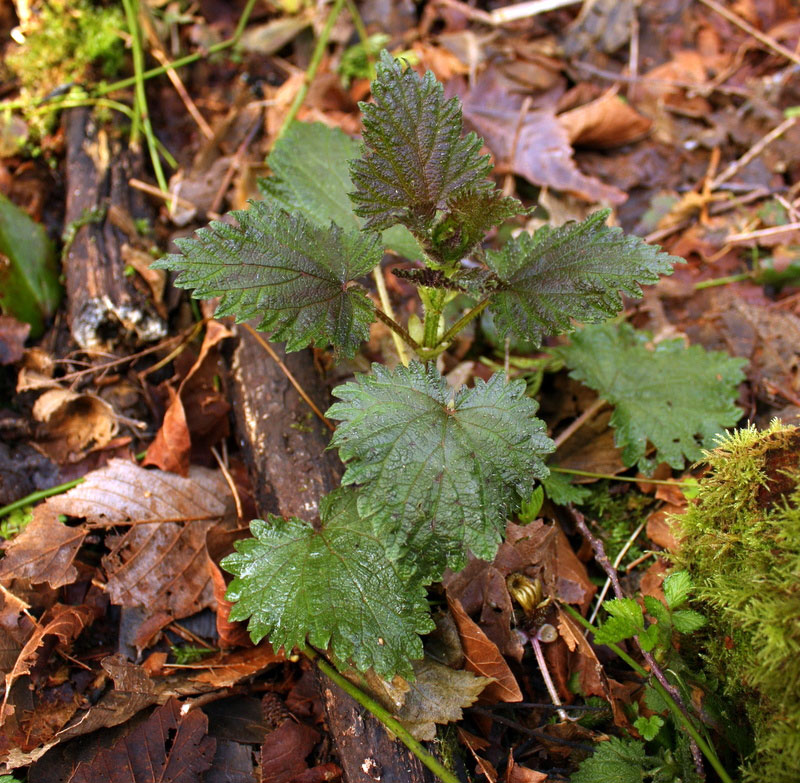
[673,421,800,783]
[8,0,125,100]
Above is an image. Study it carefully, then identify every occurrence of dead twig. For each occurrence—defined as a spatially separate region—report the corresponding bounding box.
[697,0,800,68]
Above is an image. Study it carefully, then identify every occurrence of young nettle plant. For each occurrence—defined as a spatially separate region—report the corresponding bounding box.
[156,52,698,679]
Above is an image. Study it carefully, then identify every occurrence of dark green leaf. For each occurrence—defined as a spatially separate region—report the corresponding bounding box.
[571,737,651,783]
[671,609,707,634]
[223,488,433,679]
[555,322,746,472]
[431,188,523,265]
[0,192,62,338]
[259,120,421,260]
[593,597,644,646]
[487,210,680,346]
[327,362,553,576]
[153,200,381,357]
[350,51,494,234]
[663,570,692,609]
[541,471,591,506]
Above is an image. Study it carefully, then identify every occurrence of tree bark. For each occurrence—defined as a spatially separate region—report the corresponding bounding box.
[63,108,165,349]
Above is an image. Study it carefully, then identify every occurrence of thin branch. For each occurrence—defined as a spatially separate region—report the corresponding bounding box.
[437,296,492,349]
[373,306,421,353]
[552,398,607,450]
[697,0,800,67]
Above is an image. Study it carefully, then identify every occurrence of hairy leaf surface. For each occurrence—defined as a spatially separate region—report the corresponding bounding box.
[328,362,553,576]
[222,489,432,679]
[487,210,680,346]
[555,322,745,472]
[571,737,654,783]
[350,52,494,234]
[592,597,644,646]
[153,201,380,357]
[260,121,421,260]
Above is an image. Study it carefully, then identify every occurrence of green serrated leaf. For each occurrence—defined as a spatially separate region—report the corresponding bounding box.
[222,488,433,679]
[432,188,522,265]
[642,595,670,626]
[638,623,660,652]
[487,210,680,346]
[555,321,746,472]
[328,362,553,576]
[571,736,651,783]
[153,200,380,358]
[671,609,707,634]
[593,597,645,645]
[259,121,422,260]
[350,51,493,234]
[541,471,591,506]
[634,714,665,741]
[663,570,693,609]
[0,192,62,338]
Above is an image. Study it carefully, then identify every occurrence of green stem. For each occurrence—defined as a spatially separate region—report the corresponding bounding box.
[97,0,258,96]
[693,272,753,290]
[437,296,491,349]
[122,0,168,193]
[561,605,734,783]
[373,304,421,353]
[0,479,85,519]
[307,649,460,783]
[549,466,688,487]
[277,0,347,140]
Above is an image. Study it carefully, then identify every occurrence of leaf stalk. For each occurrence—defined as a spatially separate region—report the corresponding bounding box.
[306,647,461,783]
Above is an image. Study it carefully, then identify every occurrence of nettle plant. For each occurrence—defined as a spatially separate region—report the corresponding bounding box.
[156,53,738,680]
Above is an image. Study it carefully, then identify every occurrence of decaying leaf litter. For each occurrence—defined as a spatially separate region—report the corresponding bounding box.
[0,0,799,782]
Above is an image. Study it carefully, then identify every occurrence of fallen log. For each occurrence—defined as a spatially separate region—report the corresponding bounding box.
[229,327,438,783]
[62,108,166,349]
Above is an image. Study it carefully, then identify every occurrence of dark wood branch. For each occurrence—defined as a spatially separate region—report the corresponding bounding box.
[63,108,165,350]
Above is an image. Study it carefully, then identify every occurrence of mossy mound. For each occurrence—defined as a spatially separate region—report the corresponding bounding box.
[674,421,800,783]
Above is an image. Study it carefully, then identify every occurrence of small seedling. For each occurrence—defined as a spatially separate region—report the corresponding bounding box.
[155,53,740,685]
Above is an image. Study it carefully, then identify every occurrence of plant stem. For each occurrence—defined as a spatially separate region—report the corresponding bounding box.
[373,306,421,353]
[549,466,687,487]
[277,0,347,140]
[122,0,168,193]
[421,288,447,349]
[436,296,491,349]
[306,649,461,783]
[693,272,752,290]
[372,271,410,364]
[97,0,259,96]
[560,604,733,783]
[0,479,85,519]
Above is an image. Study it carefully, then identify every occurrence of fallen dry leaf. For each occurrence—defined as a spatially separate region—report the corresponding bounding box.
[457,69,626,204]
[395,658,490,741]
[0,508,87,588]
[189,644,283,689]
[103,516,217,618]
[558,90,652,148]
[261,717,320,783]
[3,602,102,721]
[447,597,522,703]
[68,697,215,783]
[144,320,232,476]
[646,506,683,551]
[32,388,119,463]
[507,751,548,783]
